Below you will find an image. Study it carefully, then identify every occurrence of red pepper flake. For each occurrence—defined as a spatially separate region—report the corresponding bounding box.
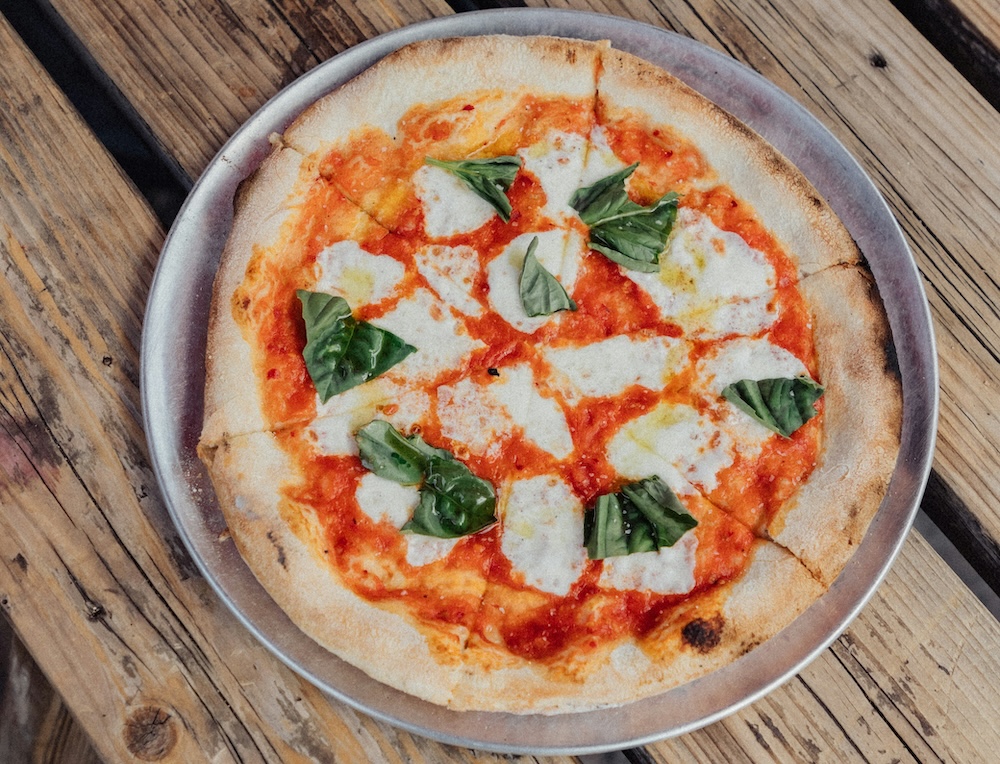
[266,368,278,379]
[462,104,475,111]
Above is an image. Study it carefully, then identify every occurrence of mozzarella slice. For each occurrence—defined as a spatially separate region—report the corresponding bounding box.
[436,377,509,460]
[311,379,430,456]
[486,230,580,334]
[437,365,574,460]
[414,244,483,317]
[354,473,457,566]
[599,533,697,595]
[580,125,628,188]
[314,241,405,308]
[625,208,777,336]
[355,472,419,528]
[490,365,574,460]
[696,337,810,396]
[608,402,735,492]
[543,334,686,401]
[500,474,588,596]
[414,163,495,237]
[518,130,588,222]
[369,288,484,383]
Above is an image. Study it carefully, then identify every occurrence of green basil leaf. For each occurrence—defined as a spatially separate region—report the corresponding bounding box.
[298,290,416,403]
[403,456,497,538]
[620,477,698,548]
[518,236,577,317]
[722,376,825,438]
[355,420,445,485]
[584,493,630,559]
[584,476,697,560]
[425,155,522,222]
[570,163,680,272]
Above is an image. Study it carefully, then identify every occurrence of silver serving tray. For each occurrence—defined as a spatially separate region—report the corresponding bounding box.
[141,8,938,755]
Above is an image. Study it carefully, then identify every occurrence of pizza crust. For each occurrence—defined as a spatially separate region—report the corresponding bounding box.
[283,35,605,158]
[767,264,902,585]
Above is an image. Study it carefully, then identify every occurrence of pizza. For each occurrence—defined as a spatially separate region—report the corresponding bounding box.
[197,35,902,713]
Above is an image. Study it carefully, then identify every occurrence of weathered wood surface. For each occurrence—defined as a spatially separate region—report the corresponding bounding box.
[38,0,1000,592]
[3,0,1000,761]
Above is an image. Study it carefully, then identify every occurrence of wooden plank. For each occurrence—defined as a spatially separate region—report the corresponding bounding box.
[0,14,569,764]
[640,531,1000,762]
[41,0,454,180]
[892,0,1000,110]
[529,0,1000,586]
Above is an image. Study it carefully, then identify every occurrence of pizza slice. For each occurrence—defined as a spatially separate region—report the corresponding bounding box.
[764,264,902,585]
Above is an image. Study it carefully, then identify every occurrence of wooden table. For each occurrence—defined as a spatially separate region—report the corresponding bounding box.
[2,0,999,760]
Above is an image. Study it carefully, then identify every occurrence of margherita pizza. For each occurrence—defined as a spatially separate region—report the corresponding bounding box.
[197,35,902,713]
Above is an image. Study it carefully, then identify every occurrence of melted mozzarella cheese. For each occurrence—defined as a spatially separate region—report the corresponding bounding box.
[599,533,697,594]
[580,125,628,187]
[608,402,735,491]
[369,288,484,383]
[314,241,405,308]
[486,230,580,334]
[354,473,457,566]
[491,365,574,459]
[403,535,460,568]
[625,208,777,336]
[414,163,495,237]
[500,475,588,596]
[355,472,419,528]
[414,244,483,317]
[436,377,509,460]
[543,334,685,400]
[696,337,809,396]
[518,131,588,222]
[437,365,573,460]
[312,379,430,455]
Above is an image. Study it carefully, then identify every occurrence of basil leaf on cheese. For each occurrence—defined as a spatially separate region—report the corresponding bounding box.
[584,493,629,560]
[425,155,522,222]
[355,421,498,538]
[519,236,577,317]
[722,376,825,438]
[355,420,449,485]
[297,290,416,403]
[570,163,680,273]
[404,456,497,538]
[620,477,698,548]
[583,476,697,560]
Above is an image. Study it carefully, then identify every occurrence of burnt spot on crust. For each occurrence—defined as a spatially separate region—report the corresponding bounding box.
[682,615,725,653]
[267,530,288,569]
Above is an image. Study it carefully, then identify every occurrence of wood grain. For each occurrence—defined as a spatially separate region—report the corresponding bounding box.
[40,0,454,180]
[0,14,567,764]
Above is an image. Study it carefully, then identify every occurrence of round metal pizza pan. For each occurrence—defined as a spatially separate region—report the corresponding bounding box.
[141,8,938,755]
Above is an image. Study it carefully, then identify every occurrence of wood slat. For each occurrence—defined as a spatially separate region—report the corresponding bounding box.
[0,14,567,764]
[42,0,453,180]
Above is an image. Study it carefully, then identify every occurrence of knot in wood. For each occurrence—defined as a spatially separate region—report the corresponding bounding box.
[124,706,177,760]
